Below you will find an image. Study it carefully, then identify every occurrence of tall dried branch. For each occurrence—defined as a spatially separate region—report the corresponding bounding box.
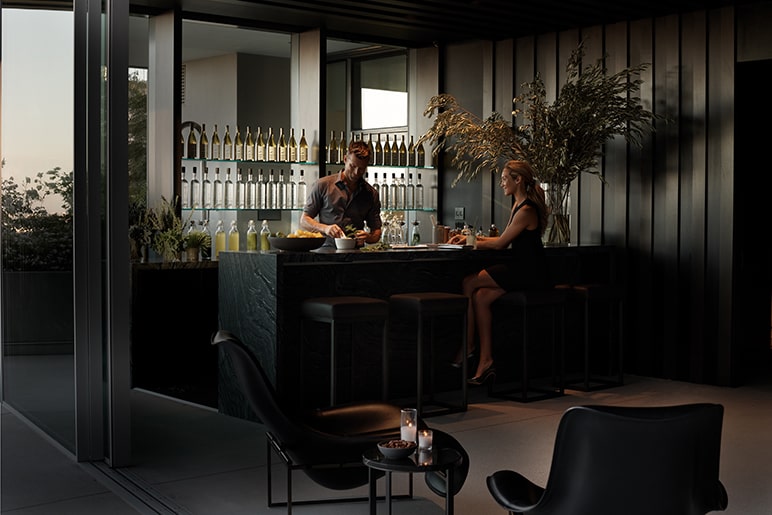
[418,42,659,186]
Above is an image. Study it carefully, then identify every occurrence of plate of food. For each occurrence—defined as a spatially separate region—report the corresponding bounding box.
[268,230,325,251]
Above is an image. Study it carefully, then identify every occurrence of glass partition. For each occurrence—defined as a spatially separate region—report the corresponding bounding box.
[1,7,76,450]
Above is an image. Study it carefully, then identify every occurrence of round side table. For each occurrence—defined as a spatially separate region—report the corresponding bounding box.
[362,447,462,515]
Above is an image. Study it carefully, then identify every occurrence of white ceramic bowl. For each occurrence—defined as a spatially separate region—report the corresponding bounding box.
[335,237,357,250]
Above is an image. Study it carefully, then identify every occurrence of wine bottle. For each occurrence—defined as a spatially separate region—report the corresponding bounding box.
[257,169,267,209]
[267,128,277,162]
[234,126,244,161]
[190,167,201,208]
[268,169,277,208]
[398,135,408,166]
[389,173,399,210]
[211,124,221,160]
[228,220,239,251]
[327,130,338,164]
[286,169,296,209]
[407,135,416,166]
[246,169,257,209]
[199,123,209,160]
[397,173,407,209]
[367,133,375,163]
[390,136,399,167]
[278,127,288,162]
[374,134,383,166]
[277,169,287,209]
[223,125,233,160]
[214,220,226,260]
[181,167,190,209]
[260,220,271,251]
[406,172,415,209]
[415,172,424,209]
[337,130,346,164]
[202,167,213,208]
[298,128,309,162]
[288,128,298,162]
[384,135,392,166]
[296,169,307,208]
[380,172,390,209]
[245,126,255,161]
[417,140,426,167]
[186,126,197,159]
[236,168,246,209]
[224,168,235,209]
[256,126,266,161]
[246,220,258,251]
[213,168,224,208]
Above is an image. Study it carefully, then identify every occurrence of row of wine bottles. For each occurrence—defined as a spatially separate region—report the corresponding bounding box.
[182,122,430,168]
[181,164,438,212]
[326,131,427,167]
[181,166,308,211]
[186,218,272,260]
[184,124,309,163]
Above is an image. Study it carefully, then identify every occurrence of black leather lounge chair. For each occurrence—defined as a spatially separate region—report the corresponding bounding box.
[486,403,728,515]
[212,329,469,513]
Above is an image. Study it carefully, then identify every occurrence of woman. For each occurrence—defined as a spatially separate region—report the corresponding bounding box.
[449,160,550,385]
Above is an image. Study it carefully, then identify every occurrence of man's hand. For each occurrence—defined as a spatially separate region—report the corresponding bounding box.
[325,224,345,238]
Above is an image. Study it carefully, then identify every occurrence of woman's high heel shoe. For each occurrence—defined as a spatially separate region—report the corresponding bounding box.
[467,365,496,386]
[450,350,475,369]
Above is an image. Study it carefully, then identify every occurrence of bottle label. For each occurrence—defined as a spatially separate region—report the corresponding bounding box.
[299,146,308,162]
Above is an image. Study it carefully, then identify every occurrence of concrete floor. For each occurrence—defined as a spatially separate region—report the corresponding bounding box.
[3,374,772,514]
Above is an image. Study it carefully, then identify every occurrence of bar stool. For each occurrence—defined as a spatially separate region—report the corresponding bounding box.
[388,292,469,417]
[559,283,624,391]
[300,296,389,406]
[489,287,567,402]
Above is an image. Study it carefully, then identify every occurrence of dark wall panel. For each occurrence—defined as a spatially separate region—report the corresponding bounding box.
[680,10,709,382]
[577,26,604,245]
[653,14,681,379]
[603,22,630,248]
[495,5,749,385]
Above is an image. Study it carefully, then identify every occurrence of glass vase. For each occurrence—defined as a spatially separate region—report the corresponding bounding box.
[544,182,571,246]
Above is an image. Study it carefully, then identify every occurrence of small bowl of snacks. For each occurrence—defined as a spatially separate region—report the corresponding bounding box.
[334,237,357,250]
[377,439,417,459]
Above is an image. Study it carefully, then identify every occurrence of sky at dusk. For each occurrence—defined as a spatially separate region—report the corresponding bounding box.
[2,8,73,212]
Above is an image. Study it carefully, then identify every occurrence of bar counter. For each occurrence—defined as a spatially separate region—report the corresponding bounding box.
[217,245,619,420]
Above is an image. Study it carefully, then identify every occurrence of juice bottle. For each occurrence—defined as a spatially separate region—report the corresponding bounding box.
[214,220,226,260]
[228,220,240,251]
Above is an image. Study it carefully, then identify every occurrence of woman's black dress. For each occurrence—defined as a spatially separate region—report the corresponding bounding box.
[485,199,551,291]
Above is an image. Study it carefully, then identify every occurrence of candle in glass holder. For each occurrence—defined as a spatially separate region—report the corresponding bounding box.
[418,429,433,450]
[400,408,418,442]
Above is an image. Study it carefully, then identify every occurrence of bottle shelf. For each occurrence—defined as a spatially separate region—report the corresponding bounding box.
[182,157,317,166]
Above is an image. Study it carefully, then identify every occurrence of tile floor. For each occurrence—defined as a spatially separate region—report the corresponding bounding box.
[3,373,772,514]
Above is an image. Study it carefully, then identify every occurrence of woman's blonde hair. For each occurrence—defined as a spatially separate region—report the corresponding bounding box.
[504,160,548,235]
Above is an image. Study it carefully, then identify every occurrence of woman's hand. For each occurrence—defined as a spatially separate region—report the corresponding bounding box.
[447,234,466,245]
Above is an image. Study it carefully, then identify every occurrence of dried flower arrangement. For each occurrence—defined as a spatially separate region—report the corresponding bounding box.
[418,42,659,243]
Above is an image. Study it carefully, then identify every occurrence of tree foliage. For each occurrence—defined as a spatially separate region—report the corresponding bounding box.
[1,168,73,271]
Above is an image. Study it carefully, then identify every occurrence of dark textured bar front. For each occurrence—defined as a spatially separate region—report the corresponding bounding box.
[217,245,619,420]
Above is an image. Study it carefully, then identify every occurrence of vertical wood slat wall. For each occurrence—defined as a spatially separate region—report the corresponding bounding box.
[443,6,741,384]
[514,7,736,384]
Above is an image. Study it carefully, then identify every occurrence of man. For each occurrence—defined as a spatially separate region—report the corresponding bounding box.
[300,140,382,247]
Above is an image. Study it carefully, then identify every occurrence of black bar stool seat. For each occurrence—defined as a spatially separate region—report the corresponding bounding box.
[489,287,567,402]
[301,296,389,406]
[557,283,624,391]
[389,292,469,417]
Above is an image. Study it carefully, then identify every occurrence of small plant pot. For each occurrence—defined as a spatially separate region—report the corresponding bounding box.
[186,247,200,262]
